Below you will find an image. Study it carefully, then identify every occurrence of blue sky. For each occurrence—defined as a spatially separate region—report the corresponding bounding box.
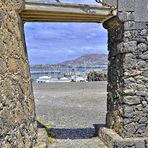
[24,0,107,64]
[32,0,100,5]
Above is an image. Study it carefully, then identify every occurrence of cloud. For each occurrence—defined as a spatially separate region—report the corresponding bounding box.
[24,22,107,64]
[34,0,100,5]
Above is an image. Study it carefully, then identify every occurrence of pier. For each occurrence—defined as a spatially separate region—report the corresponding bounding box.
[31,70,83,76]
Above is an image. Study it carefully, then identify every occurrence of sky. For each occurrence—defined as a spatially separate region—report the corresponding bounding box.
[32,0,100,4]
[24,0,107,64]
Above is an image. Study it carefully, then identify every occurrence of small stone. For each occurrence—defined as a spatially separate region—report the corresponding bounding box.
[142,71,148,77]
[136,91,148,97]
[134,140,145,148]
[137,43,147,52]
[124,31,131,37]
[0,41,5,55]
[143,106,148,113]
[123,106,134,117]
[0,58,7,75]
[142,101,147,107]
[136,104,143,111]
[124,77,136,84]
[37,143,47,148]
[8,58,18,74]
[123,89,135,95]
[123,118,132,124]
[123,41,137,52]
[124,122,136,136]
[140,29,147,35]
[136,124,146,135]
[139,54,148,60]
[4,144,11,148]
[137,60,148,69]
[0,12,3,28]
[123,96,141,105]
[0,103,3,110]
[145,125,148,136]
[138,117,147,123]
[124,21,135,30]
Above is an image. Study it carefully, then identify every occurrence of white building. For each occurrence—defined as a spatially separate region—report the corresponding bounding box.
[36,76,51,83]
[71,76,86,82]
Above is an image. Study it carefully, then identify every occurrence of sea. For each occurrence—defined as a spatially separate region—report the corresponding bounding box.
[30,65,108,80]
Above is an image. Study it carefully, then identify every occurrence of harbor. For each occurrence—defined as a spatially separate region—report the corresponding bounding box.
[30,65,108,83]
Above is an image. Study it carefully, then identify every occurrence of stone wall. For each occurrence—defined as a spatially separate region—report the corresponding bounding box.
[1,0,148,147]
[0,0,37,147]
[104,16,148,139]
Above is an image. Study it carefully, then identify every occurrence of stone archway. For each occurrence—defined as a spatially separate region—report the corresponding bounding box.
[0,0,148,147]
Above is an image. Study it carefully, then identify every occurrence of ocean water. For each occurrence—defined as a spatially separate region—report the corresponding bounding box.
[30,65,108,80]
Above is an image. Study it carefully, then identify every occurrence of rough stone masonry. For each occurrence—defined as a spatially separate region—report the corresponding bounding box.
[0,0,148,147]
[99,0,148,147]
[0,0,37,147]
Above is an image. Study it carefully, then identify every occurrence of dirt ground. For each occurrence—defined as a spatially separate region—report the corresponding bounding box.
[33,81,107,148]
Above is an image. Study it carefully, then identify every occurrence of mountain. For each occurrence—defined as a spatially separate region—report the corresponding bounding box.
[59,54,108,67]
[30,54,108,68]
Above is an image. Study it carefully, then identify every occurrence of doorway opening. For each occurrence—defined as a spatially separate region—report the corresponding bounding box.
[24,22,108,146]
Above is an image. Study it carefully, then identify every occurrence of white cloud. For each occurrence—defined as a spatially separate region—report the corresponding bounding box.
[35,0,99,5]
[24,22,107,64]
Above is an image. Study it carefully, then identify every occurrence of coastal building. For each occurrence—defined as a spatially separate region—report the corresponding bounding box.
[36,76,51,83]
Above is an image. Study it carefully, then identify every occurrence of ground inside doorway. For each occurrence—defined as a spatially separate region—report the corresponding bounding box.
[33,81,107,148]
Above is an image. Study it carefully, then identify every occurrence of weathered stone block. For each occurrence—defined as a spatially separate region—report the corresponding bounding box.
[7,58,18,74]
[123,105,134,117]
[118,12,135,21]
[135,0,148,22]
[124,122,137,136]
[138,117,147,124]
[135,140,146,148]
[123,89,135,95]
[102,0,117,7]
[118,0,135,11]
[137,43,147,52]
[0,12,3,28]
[122,96,141,105]
[123,41,137,52]
[99,128,148,148]
[142,71,148,77]
[135,22,148,29]
[139,53,148,60]
[0,58,7,75]
[137,60,148,69]
[124,21,136,30]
